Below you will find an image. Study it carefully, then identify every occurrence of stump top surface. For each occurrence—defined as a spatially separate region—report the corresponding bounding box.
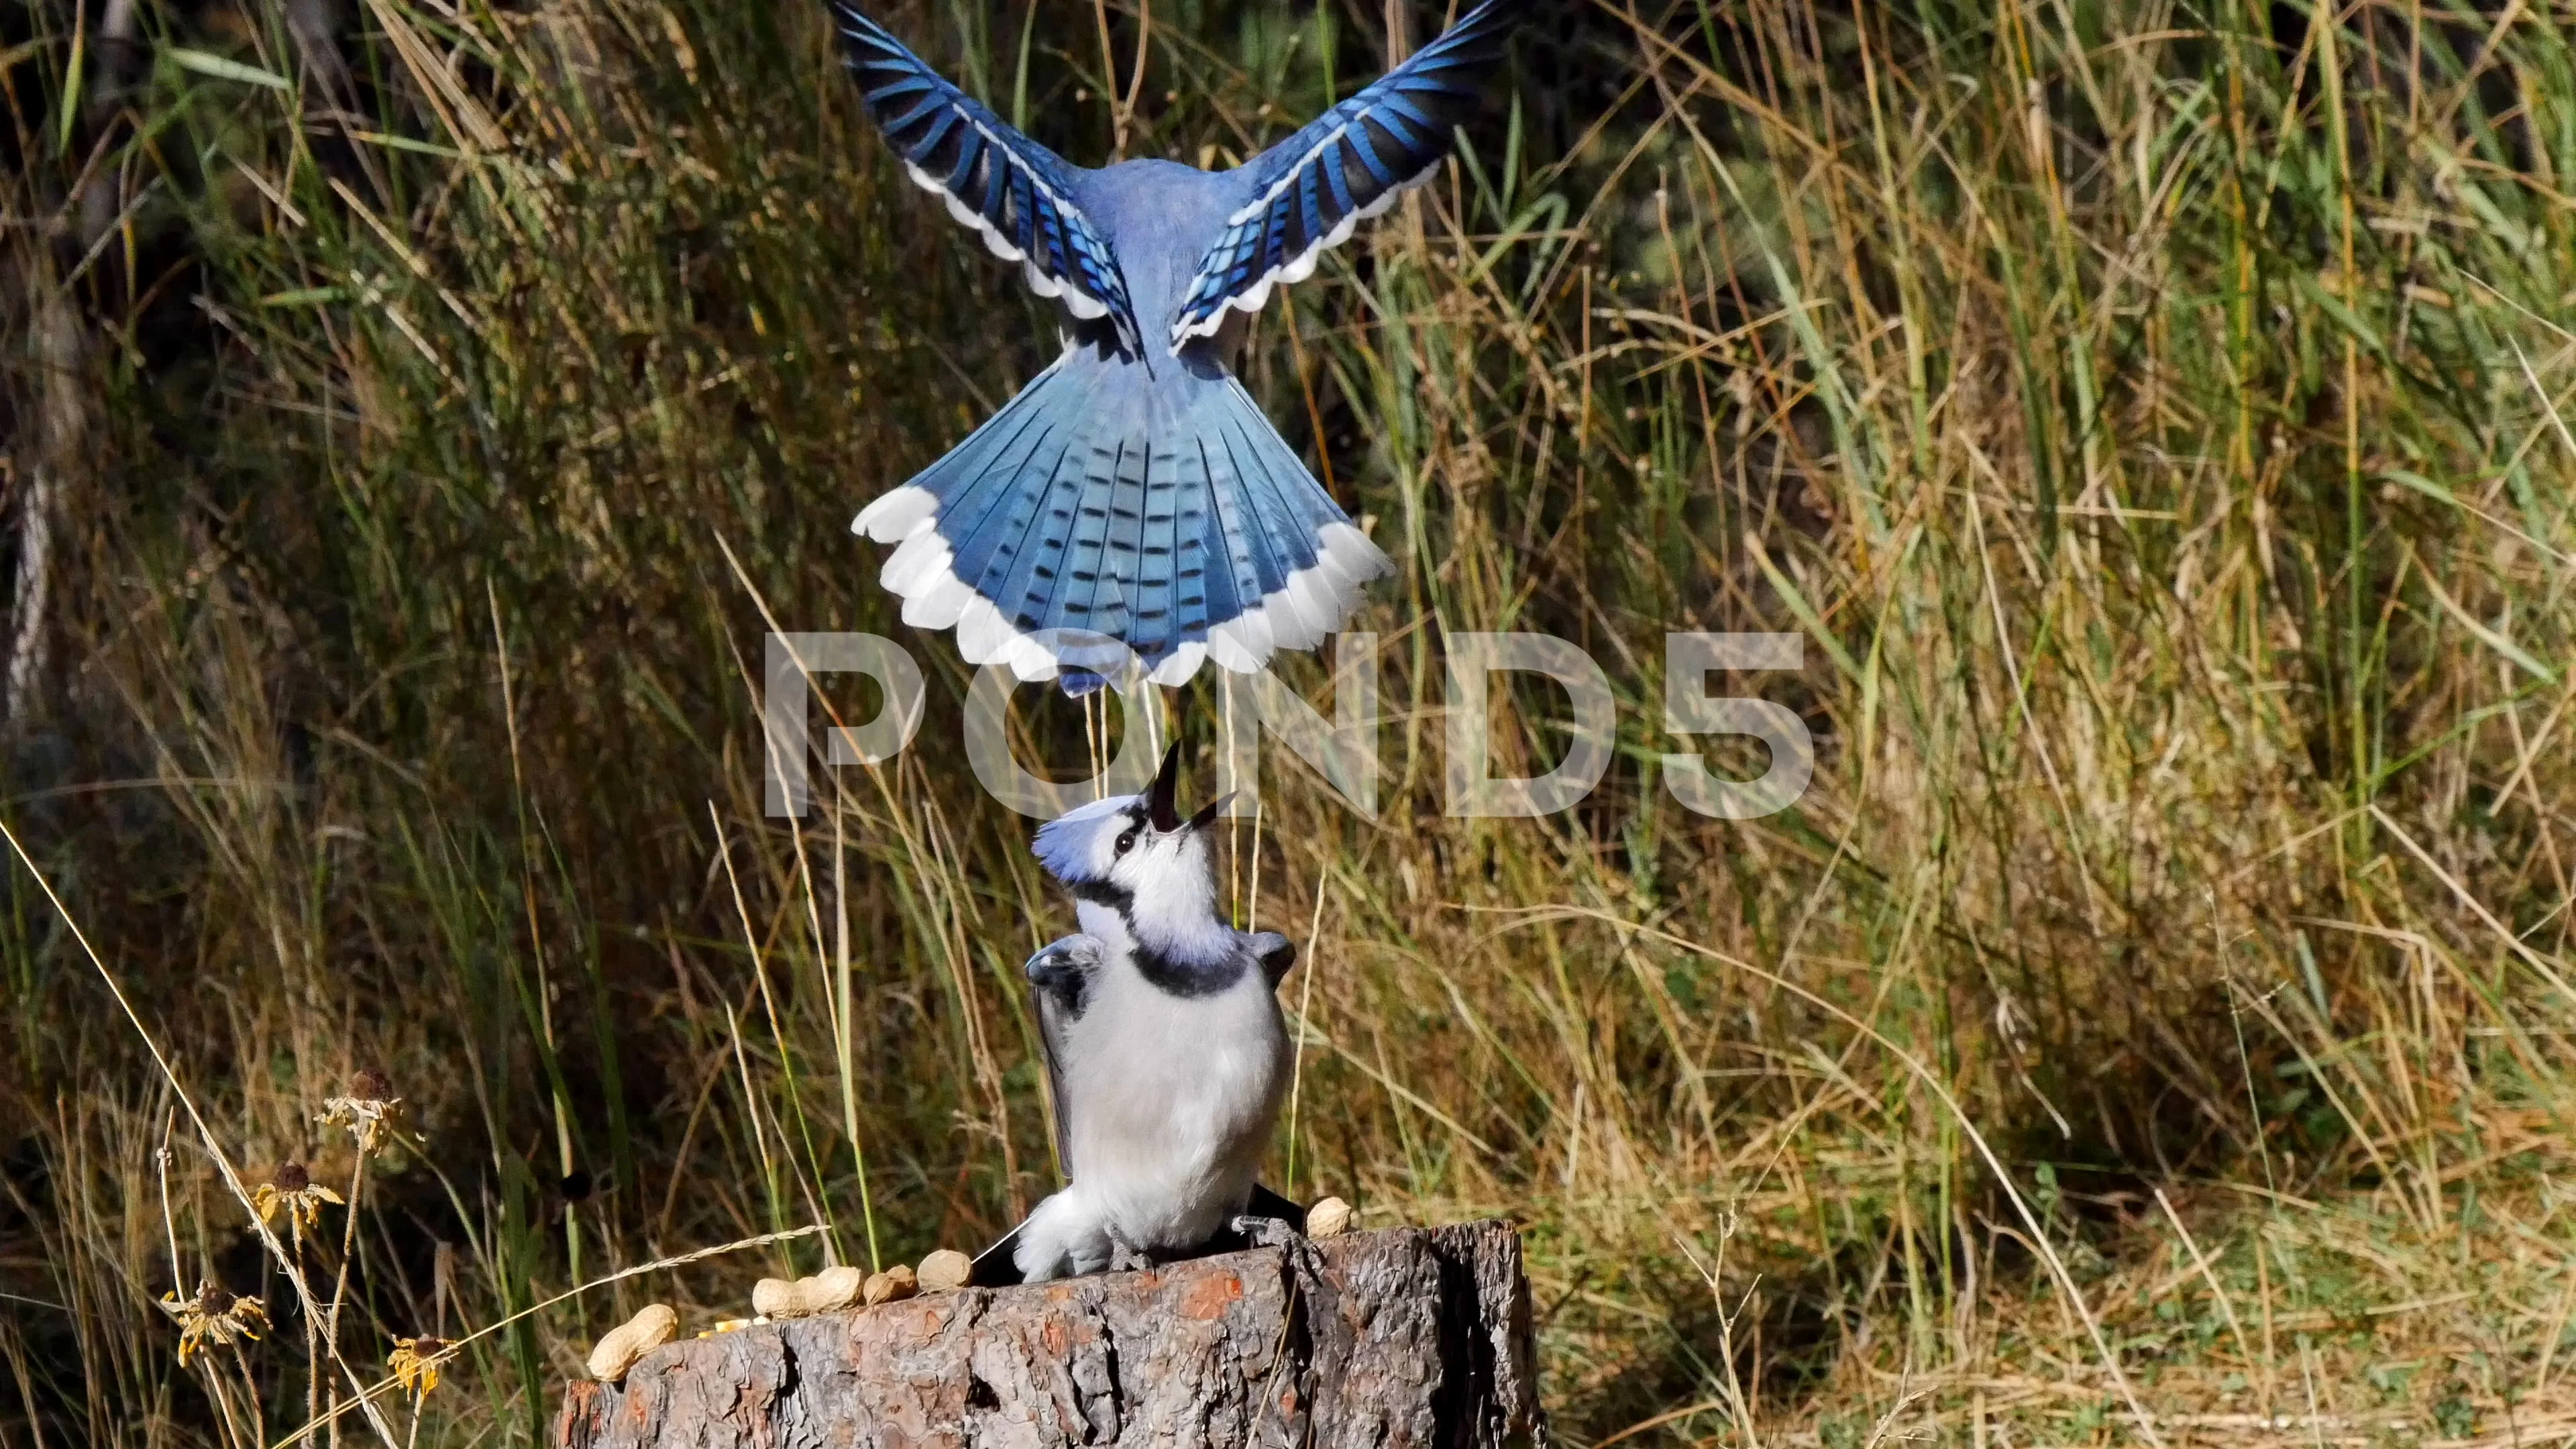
[554,1220,1538,1449]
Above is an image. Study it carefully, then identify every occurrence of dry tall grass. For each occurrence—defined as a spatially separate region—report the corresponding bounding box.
[3,0,2573,1444]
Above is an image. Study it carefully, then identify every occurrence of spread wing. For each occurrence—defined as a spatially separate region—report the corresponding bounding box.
[1170,0,1517,346]
[826,3,1143,352]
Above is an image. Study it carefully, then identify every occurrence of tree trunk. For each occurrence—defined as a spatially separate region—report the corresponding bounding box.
[6,251,83,730]
[552,1221,1541,1449]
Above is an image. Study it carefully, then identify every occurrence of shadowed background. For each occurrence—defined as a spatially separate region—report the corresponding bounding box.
[3,0,2574,1444]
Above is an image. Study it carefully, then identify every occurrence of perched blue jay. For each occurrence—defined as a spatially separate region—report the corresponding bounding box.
[969,744,1304,1283]
[828,1,1519,694]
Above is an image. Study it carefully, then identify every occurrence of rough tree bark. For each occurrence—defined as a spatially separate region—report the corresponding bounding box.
[553,1221,1541,1449]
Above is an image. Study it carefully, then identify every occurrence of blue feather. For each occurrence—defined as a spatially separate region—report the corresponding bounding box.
[871,346,1393,686]
[1182,438,1243,641]
[1043,437,1122,635]
[833,1,1498,688]
[943,431,1069,592]
[827,2,1142,351]
[1192,435,1263,637]
[1171,0,1517,345]
[1214,420,1295,598]
[1346,125,1393,186]
[1129,448,1183,659]
[1321,144,1355,215]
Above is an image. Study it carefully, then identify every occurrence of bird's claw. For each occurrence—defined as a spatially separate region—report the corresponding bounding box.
[1230,1214,1303,1250]
[1106,1233,1154,1274]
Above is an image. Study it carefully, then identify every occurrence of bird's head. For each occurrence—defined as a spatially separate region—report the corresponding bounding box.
[1032,743,1231,934]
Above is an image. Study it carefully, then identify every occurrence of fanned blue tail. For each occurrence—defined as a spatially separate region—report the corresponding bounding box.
[856,353,1390,692]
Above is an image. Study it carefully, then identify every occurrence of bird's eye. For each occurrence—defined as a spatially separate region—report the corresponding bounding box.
[1114,827,1140,857]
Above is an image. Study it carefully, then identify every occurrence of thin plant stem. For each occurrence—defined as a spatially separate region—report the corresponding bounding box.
[296,1217,317,1442]
[322,1154,368,1449]
[0,818,404,1449]
[1283,884,1330,1198]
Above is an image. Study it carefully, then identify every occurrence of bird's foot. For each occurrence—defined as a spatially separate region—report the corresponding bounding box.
[1233,1214,1337,1322]
[1106,1231,1155,1274]
[1229,1214,1303,1250]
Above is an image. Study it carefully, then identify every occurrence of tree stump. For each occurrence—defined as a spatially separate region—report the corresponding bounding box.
[552,1220,1540,1448]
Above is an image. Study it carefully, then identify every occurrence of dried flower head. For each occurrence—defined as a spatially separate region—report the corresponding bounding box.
[253,1160,344,1232]
[160,1280,268,1366]
[388,1336,447,1399]
[317,1070,407,1156]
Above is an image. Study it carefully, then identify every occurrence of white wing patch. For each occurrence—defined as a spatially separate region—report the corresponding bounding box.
[898,150,1114,326]
[1171,158,1444,347]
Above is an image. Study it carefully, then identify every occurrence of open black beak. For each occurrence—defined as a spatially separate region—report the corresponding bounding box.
[1185,793,1236,832]
[1146,742,1184,833]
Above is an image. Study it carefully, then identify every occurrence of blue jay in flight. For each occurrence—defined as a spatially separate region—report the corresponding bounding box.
[970,744,1305,1283]
[828,1,1519,694]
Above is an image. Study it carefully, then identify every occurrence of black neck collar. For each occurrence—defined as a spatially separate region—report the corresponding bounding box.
[1061,879,1244,1000]
[1132,939,1240,998]
[1066,877,1133,910]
